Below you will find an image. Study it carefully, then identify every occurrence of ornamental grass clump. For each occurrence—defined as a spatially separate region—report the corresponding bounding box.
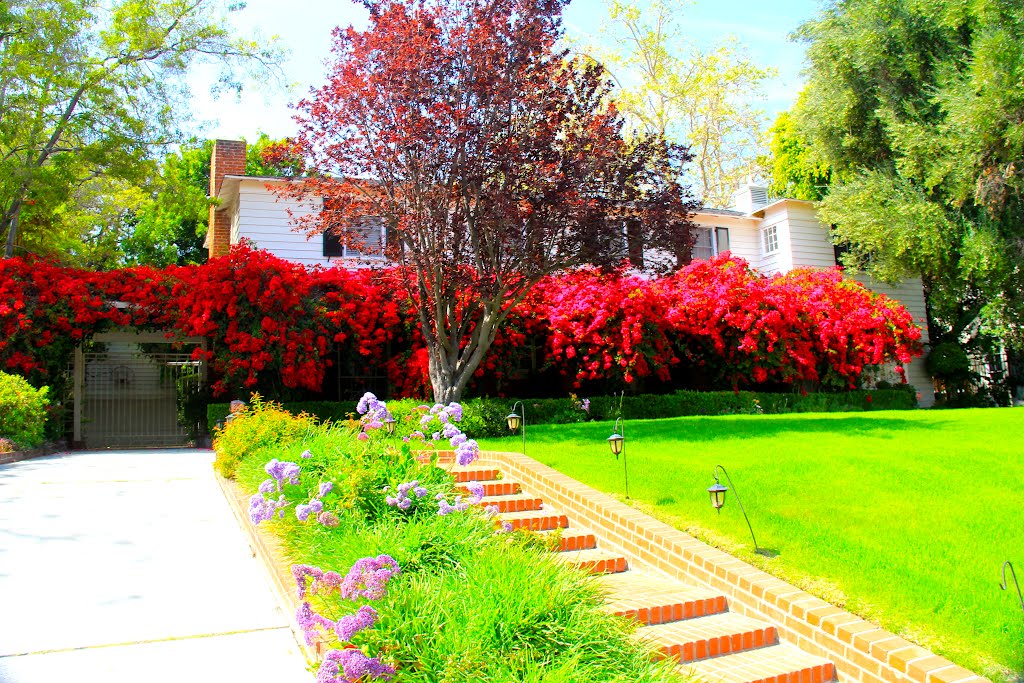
[222,395,685,683]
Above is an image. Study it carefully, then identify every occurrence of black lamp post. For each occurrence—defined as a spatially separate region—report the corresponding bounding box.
[607,416,629,499]
[707,465,761,555]
[384,414,397,435]
[506,401,526,455]
[1001,561,1024,619]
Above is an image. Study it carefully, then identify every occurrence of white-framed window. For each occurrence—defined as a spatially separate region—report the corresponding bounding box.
[323,216,386,260]
[761,224,779,255]
[692,226,731,261]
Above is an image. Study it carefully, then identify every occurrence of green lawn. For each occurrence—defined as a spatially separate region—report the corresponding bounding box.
[479,408,1024,682]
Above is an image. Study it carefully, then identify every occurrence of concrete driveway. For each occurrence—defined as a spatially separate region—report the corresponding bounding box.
[0,449,311,682]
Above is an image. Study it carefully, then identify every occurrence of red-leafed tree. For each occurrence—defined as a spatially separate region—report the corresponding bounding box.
[280,0,698,402]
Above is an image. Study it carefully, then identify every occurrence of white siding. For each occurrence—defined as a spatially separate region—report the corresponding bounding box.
[785,203,837,270]
[691,215,760,264]
[232,180,383,269]
[234,180,328,267]
[756,221,789,274]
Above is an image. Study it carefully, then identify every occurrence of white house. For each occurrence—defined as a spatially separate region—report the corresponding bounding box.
[205,139,934,404]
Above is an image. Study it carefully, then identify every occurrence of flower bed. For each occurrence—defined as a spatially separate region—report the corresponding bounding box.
[218,395,684,682]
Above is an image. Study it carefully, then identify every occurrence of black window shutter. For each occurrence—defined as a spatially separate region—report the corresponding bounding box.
[323,230,343,257]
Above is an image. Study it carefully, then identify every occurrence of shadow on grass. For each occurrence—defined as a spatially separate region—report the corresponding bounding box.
[503,414,946,445]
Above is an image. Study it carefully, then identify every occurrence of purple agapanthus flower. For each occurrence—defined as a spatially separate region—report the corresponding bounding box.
[296,601,336,646]
[455,438,480,466]
[300,449,313,459]
[317,648,394,682]
[340,555,401,601]
[356,392,387,416]
[258,479,276,494]
[466,482,485,503]
[334,605,379,641]
[296,503,312,522]
[319,482,333,497]
[293,564,324,600]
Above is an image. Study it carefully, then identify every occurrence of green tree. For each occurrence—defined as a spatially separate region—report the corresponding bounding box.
[590,0,775,207]
[779,0,1024,350]
[763,109,830,202]
[0,0,284,259]
[77,134,300,269]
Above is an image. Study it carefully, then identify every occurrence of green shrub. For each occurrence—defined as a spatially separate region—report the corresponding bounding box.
[926,342,973,384]
[212,395,319,478]
[209,387,918,437]
[0,371,50,449]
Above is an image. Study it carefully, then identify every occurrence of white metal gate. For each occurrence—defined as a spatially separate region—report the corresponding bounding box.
[80,345,202,448]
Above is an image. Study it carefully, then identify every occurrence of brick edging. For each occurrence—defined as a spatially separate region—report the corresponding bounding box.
[214,473,318,665]
[0,443,67,465]
[482,450,989,683]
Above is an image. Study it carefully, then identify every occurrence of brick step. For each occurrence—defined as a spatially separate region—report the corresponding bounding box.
[499,509,568,531]
[457,481,521,497]
[542,528,597,552]
[683,643,836,683]
[599,569,729,625]
[451,466,502,483]
[605,592,729,625]
[642,612,777,663]
[479,493,544,513]
[557,548,629,574]
[415,449,455,464]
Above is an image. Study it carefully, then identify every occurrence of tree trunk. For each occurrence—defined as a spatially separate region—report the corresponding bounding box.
[424,307,502,404]
[3,196,22,258]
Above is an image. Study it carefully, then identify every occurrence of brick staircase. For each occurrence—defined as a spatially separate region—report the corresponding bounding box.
[454,460,838,683]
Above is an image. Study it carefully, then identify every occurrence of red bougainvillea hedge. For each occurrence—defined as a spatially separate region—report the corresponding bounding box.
[0,245,923,397]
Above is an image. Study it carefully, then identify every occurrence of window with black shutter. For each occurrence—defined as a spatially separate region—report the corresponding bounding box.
[323,229,344,257]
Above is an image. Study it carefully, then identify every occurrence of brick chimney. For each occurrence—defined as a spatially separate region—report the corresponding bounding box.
[208,139,247,259]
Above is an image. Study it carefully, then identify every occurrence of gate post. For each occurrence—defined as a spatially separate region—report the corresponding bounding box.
[73,345,84,446]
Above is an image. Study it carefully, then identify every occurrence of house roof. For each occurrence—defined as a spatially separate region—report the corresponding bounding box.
[750,197,815,217]
[695,207,748,217]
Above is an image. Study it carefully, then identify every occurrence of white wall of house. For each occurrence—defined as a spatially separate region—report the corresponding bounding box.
[232,178,329,267]
[690,213,761,264]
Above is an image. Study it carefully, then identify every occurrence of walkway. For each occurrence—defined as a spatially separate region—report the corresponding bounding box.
[0,449,311,682]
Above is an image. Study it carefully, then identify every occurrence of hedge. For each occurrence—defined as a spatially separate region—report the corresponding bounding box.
[0,371,50,449]
[208,388,918,437]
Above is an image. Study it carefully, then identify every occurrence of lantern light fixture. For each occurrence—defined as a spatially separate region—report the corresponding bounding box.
[384,414,397,435]
[1001,561,1024,620]
[606,416,629,498]
[506,401,526,455]
[707,465,762,555]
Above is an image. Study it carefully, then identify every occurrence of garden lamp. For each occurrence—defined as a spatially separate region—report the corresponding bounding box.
[384,414,397,435]
[1001,561,1024,619]
[506,401,526,456]
[708,465,761,555]
[707,481,728,510]
[607,416,629,498]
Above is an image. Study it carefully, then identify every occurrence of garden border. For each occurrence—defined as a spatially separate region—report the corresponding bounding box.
[215,473,319,666]
[482,449,991,683]
[0,442,67,465]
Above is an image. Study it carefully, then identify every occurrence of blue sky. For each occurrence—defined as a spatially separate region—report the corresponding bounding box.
[190,0,820,141]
